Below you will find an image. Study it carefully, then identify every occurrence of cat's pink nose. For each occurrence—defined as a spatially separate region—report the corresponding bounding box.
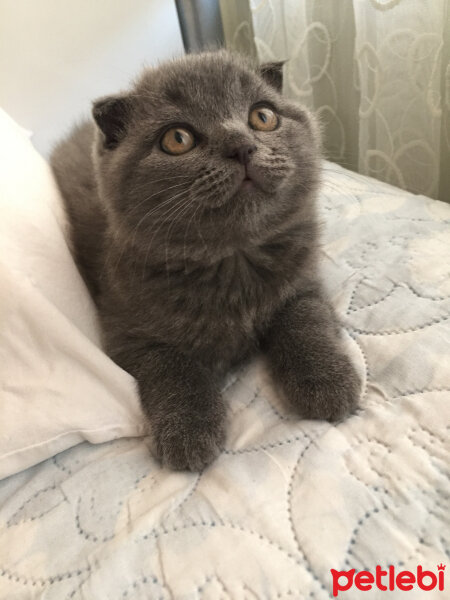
[228,144,256,165]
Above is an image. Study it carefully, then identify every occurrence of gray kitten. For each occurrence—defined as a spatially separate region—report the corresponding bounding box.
[51,51,360,471]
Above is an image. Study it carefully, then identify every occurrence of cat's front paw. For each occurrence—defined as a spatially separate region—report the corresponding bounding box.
[150,406,226,471]
[281,352,361,422]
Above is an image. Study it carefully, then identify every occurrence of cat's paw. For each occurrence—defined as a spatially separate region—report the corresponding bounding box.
[282,352,361,422]
[150,407,226,471]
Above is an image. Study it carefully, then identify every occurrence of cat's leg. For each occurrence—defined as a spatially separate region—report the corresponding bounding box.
[115,343,226,471]
[263,285,360,421]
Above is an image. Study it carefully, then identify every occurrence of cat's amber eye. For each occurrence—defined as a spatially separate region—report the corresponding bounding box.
[249,106,278,131]
[160,127,196,155]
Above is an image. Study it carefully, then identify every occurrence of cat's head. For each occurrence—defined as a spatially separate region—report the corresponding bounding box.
[92,51,320,263]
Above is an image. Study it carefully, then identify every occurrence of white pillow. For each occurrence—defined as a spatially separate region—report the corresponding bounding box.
[0,109,145,480]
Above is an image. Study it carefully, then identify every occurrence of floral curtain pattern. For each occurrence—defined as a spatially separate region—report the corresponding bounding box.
[220,0,450,201]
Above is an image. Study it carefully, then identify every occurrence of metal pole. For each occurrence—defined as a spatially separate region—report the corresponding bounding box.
[175,0,224,52]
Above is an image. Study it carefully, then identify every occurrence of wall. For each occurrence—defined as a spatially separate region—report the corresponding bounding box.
[0,0,184,155]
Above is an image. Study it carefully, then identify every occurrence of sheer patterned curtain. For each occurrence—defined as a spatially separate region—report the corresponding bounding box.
[220,0,450,201]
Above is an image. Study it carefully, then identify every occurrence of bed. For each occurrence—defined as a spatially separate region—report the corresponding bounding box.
[0,110,449,599]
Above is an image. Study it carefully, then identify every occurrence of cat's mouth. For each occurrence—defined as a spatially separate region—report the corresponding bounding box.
[239,166,259,191]
[241,175,254,190]
[208,164,279,210]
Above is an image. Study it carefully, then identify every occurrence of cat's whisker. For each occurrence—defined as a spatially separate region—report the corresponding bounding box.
[129,174,191,195]
[127,183,192,255]
[166,194,206,276]
[124,195,189,288]
[137,190,193,284]
[129,180,190,216]
[139,197,192,286]
[195,207,209,258]
[183,201,204,273]
[108,187,192,284]
[163,196,197,286]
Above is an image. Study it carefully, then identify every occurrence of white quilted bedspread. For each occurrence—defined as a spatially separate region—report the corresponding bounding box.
[0,163,449,599]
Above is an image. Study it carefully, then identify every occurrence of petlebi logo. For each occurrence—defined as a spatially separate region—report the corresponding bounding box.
[330,564,446,596]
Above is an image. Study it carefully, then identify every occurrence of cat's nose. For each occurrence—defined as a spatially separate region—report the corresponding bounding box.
[227,144,256,165]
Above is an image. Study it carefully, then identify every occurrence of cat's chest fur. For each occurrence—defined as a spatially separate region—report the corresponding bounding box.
[104,233,312,372]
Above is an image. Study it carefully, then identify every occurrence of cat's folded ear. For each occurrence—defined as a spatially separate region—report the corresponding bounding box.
[260,61,285,93]
[92,94,133,149]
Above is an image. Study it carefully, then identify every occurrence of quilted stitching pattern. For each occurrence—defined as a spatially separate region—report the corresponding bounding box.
[0,162,448,599]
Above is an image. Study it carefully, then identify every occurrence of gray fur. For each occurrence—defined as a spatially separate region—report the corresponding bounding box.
[51,51,361,470]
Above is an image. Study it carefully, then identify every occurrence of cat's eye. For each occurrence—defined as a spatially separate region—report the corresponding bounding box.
[160,127,196,155]
[249,105,279,131]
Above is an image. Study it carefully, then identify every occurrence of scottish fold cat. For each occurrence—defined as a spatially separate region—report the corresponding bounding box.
[51,51,360,470]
